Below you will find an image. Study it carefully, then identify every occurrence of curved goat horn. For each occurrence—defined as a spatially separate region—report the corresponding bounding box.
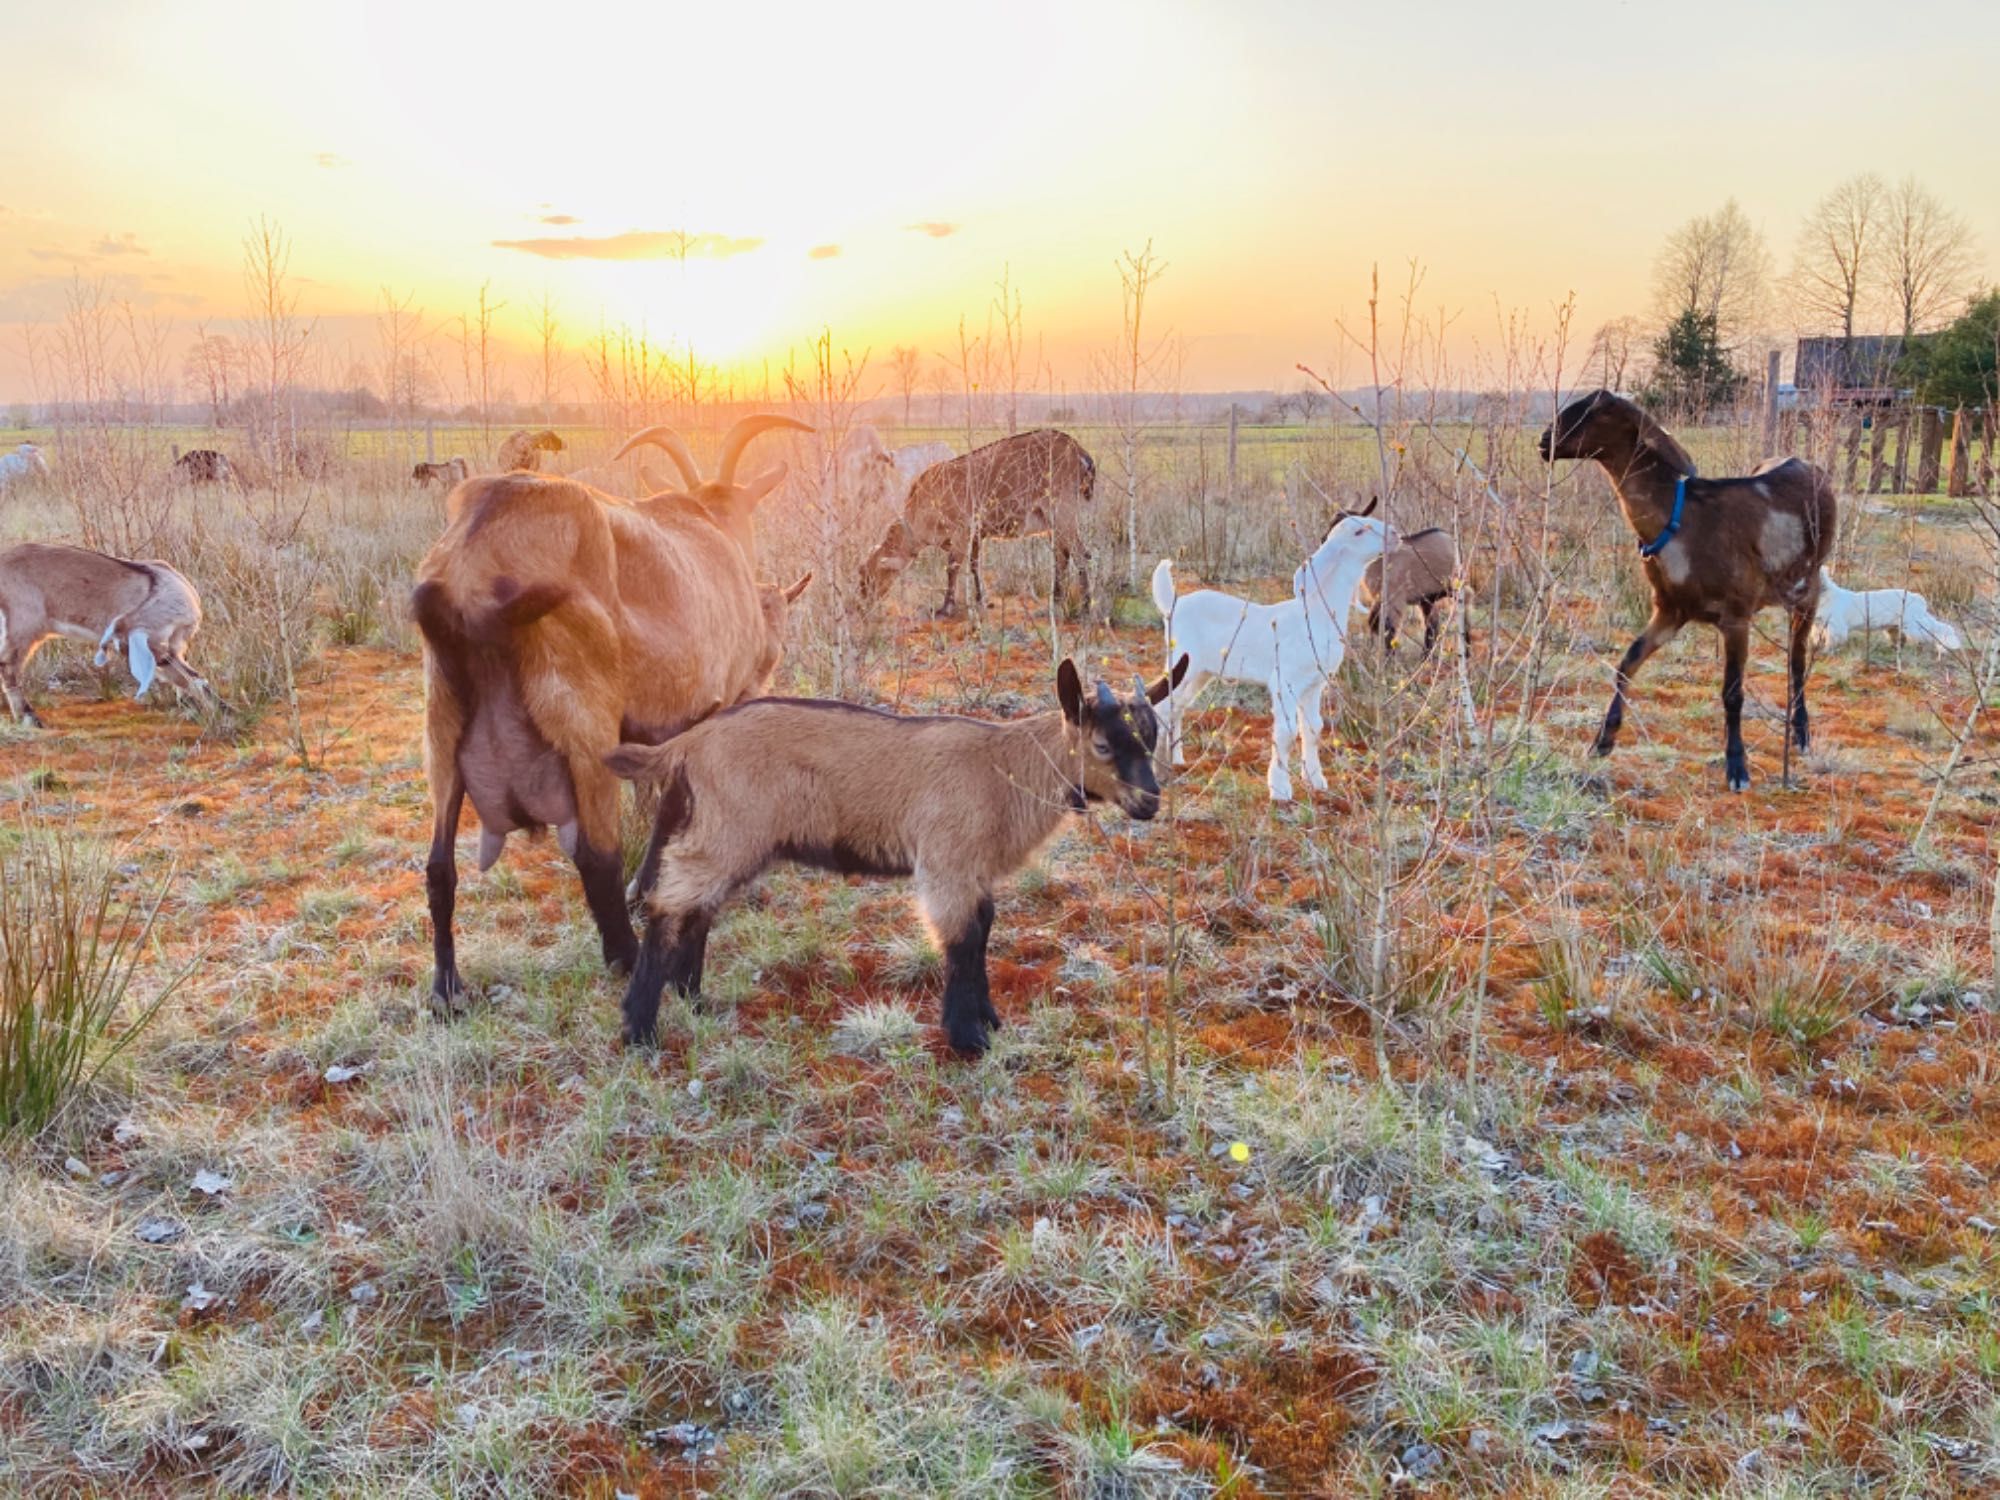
[1095,680,1118,713]
[613,426,703,490]
[716,414,813,489]
[1131,675,1149,704]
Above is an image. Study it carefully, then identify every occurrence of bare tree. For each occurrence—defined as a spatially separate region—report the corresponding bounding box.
[1879,175,1978,338]
[375,288,423,455]
[534,291,565,422]
[890,345,922,428]
[993,266,1024,434]
[1585,316,1645,392]
[1789,173,1887,338]
[241,217,316,473]
[1652,199,1770,344]
[1094,241,1171,589]
[183,324,239,428]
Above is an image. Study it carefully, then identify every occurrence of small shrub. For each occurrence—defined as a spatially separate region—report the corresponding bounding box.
[0,827,181,1139]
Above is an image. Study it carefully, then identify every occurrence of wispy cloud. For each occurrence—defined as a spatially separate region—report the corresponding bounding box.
[905,220,960,239]
[493,229,764,261]
[807,243,842,260]
[538,213,580,225]
[27,231,149,264]
[312,151,350,169]
[94,232,148,258]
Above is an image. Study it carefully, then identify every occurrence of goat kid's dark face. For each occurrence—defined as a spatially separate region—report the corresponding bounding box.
[1056,655,1189,820]
[1539,389,1616,463]
[856,522,914,602]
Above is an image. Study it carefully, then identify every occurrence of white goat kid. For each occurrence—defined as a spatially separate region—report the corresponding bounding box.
[837,425,953,509]
[1151,514,1398,801]
[1814,568,1963,654]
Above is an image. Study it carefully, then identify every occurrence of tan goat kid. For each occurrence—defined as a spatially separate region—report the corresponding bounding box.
[605,655,1189,1054]
[412,414,808,1013]
[0,543,216,725]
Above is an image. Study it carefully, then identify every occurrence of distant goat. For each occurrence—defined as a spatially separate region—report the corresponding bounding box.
[0,443,49,487]
[1814,568,1963,654]
[837,425,955,510]
[858,429,1095,616]
[412,414,809,1012]
[496,429,565,472]
[606,654,1188,1052]
[1539,390,1835,790]
[1150,512,1399,801]
[0,543,216,725]
[413,458,470,488]
[1342,498,1464,654]
[171,448,239,487]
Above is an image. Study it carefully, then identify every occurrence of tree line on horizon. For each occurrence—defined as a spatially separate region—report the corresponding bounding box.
[1587,174,1995,419]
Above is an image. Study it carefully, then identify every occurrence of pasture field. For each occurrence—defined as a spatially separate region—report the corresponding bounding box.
[1,421,1998,1497]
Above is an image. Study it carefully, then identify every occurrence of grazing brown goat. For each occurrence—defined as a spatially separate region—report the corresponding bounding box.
[1539,390,1836,790]
[413,458,470,488]
[1342,498,1463,656]
[0,544,215,724]
[857,429,1095,617]
[170,448,240,488]
[606,654,1189,1052]
[496,428,566,473]
[412,414,809,1012]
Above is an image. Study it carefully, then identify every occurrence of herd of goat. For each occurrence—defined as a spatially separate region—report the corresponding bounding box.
[0,395,1974,1050]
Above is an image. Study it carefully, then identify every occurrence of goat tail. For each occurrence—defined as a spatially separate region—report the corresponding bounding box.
[1150,557,1177,619]
[604,739,686,785]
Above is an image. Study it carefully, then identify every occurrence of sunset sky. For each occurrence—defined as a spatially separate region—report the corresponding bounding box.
[3,0,1994,403]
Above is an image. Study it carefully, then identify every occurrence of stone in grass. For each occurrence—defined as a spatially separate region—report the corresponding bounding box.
[1398,1442,1443,1479]
[183,1283,219,1312]
[190,1169,233,1198]
[645,1421,719,1455]
[323,1062,367,1084]
[135,1218,184,1245]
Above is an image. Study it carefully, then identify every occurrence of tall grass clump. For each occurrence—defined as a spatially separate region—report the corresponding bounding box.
[0,826,179,1139]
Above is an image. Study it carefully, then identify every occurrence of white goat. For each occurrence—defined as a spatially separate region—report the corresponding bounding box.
[1814,567,1964,654]
[838,425,953,510]
[0,443,50,487]
[1151,514,1398,801]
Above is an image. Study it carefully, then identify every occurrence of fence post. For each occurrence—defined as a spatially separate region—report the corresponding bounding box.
[1866,413,1889,493]
[1891,410,1911,493]
[1947,407,1970,498]
[1763,349,1781,452]
[1842,420,1863,490]
[1916,408,1943,493]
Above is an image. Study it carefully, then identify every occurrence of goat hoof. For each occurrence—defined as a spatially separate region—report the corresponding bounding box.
[604,940,639,977]
[1727,771,1751,793]
[946,1023,991,1057]
[428,978,469,1018]
[620,1018,659,1048]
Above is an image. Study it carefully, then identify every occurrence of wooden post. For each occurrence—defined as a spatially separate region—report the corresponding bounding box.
[1866,414,1889,493]
[1948,407,1970,498]
[1891,410,1911,493]
[1763,349,1781,452]
[1916,408,1944,493]
[1842,420,1863,490]
[1225,403,1238,510]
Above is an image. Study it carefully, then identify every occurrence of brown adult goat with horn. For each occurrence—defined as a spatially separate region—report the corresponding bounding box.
[412,413,810,1013]
[1539,390,1835,791]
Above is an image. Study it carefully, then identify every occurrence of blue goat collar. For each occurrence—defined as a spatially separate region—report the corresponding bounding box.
[1639,477,1687,559]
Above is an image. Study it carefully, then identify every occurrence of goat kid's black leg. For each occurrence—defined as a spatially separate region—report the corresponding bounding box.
[1720,619,1751,792]
[968,533,985,606]
[621,909,681,1045]
[1421,602,1439,658]
[1787,608,1813,753]
[935,548,964,619]
[939,899,998,1055]
[575,838,639,976]
[425,786,466,1013]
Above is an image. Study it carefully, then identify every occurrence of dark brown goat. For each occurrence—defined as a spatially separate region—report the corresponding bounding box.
[857,429,1095,617]
[1338,497,1464,655]
[1539,390,1836,790]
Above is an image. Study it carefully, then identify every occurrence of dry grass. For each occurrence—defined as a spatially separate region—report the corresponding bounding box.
[0,415,1995,1495]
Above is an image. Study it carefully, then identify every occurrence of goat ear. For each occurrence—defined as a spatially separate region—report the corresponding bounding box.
[1056,659,1084,725]
[1143,653,1190,703]
[127,630,157,698]
[738,464,787,507]
[783,571,812,603]
[1361,494,1378,518]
